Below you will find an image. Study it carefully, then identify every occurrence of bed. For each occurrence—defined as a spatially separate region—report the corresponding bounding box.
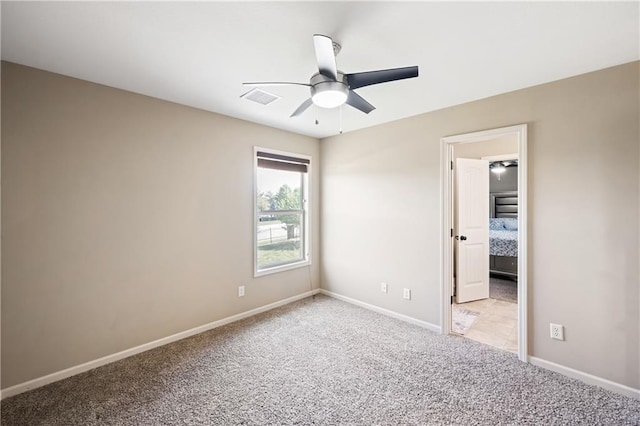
[489,191,518,278]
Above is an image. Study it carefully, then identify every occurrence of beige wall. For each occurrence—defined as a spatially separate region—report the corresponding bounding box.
[1,62,320,388]
[321,62,639,389]
[453,135,518,160]
[2,60,639,393]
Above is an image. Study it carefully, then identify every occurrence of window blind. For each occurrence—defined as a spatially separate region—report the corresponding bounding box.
[257,151,309,173]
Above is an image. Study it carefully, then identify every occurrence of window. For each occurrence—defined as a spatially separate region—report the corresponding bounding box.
[255,148,310,275]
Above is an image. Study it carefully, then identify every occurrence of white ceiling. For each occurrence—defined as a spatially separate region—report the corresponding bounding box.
[2,2,638,139]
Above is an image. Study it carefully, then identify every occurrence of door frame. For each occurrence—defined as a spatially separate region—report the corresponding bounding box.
[440,124,528,362]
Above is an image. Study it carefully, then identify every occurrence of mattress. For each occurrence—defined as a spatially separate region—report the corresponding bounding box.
[490,229,518,257]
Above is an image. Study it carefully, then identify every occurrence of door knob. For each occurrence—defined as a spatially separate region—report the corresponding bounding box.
[455,235,467,241]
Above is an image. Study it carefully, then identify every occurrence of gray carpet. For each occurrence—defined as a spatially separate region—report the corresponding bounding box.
[490,276,518,303]
[2,295,639,425]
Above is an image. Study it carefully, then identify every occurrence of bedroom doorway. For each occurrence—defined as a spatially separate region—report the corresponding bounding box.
[440,124,528,362]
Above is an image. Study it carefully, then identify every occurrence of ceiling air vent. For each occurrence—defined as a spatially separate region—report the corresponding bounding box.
[240,88,280,106]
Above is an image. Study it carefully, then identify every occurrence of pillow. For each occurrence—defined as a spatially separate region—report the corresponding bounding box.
[503,218,518,230]
[489,218,505,230]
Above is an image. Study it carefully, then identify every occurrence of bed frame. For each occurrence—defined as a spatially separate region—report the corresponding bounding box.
[490,191,518,278]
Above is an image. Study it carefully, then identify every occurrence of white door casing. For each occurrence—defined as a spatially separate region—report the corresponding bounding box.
[455,158,490,304]
[440,123,527,363]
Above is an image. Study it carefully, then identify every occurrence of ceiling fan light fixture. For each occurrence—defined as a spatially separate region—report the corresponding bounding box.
[311,81,349,108]
[491,164,506,174]
[312,90,347,108]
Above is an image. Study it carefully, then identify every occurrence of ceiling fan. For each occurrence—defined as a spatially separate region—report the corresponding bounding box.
[243,34,419,118]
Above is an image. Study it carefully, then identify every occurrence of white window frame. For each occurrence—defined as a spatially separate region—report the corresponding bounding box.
[254,146,311,277]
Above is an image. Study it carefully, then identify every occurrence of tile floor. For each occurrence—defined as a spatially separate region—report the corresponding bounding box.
[453,298,518,353]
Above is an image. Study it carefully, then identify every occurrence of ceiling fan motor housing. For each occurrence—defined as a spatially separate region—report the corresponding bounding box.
[310,72,349,109]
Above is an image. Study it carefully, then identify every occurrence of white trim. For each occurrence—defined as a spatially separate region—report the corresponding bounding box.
[1,290,320,400]
[440,124,528,362]
[320,289,441,333]
[529,356,640,400]
[440,139,453,336]
[516,128,528,362]
[254,259,311,278]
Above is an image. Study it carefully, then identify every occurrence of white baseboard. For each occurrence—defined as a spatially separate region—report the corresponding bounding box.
[1,290,320,400]
[319,289,441,334]
[529,356,640,400]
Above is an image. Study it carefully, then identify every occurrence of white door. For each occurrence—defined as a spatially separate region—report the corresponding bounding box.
[455,158,490,303]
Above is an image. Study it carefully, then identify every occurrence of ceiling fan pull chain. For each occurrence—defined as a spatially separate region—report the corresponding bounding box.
[339,105,343,134]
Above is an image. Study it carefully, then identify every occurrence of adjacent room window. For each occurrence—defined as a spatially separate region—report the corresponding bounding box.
[255,148,310,275]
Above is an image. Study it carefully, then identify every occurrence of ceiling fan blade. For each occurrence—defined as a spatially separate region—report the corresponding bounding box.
[346,91,376,114]
[313,34,338,81]
[346,66,419,90]
[290,98,314,117]
[243,82,310,87]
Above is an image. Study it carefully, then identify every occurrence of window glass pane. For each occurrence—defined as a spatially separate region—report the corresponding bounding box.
[257,212,303,269]
[256,167,302,212]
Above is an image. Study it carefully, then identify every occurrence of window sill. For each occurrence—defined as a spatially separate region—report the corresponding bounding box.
[254,259,310,278]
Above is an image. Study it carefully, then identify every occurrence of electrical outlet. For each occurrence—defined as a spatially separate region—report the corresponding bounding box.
[238,286,245,297]
[381,282,388,293]
[550,323,564,341]
[403,288,411,300]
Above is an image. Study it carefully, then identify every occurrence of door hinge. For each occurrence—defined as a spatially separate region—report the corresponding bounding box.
[450,161,453,170]
[451,228,453,237]
[450,295,453,304]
